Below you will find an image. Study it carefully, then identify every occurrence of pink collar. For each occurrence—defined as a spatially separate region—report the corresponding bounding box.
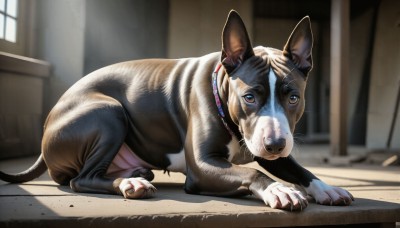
[212,63,235,136]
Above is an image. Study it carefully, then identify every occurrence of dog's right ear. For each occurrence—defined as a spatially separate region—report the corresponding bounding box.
[221,10,254,73]
[283,16,313,76]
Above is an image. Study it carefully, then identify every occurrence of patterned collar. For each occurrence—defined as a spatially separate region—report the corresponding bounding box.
[211,63,236,137]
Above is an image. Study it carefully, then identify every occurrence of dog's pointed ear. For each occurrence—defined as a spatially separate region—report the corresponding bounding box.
[283,16,313,76]
[221,10,254,73]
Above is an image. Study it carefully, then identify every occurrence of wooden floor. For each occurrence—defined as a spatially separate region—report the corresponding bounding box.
[0,146,399,227]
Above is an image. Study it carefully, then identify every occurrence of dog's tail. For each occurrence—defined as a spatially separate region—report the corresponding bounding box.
[0,155,47,183]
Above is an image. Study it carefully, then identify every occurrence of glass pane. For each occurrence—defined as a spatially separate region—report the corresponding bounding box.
[0,14,4,39]
[7,0,17,17]
[5,16,16,42]
[0,0,5,12]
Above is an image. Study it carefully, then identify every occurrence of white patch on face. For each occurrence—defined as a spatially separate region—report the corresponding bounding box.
[167,150,186,174]
[269,68,277,115]
[244,69,293,160]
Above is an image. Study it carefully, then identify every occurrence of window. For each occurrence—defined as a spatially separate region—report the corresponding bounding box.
[0,0,30,56]
[0,0,18,43]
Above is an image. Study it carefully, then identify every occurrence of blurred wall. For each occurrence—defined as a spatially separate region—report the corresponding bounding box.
[367,0,400,149]
[168,0,252,58]
[35,0,86,117]
[34,0,169,116]
[84,0,168,75]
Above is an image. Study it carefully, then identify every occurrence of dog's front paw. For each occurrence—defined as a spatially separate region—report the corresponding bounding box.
[118,177,156,199]
[306,180,354,206]
[261,182,308,211]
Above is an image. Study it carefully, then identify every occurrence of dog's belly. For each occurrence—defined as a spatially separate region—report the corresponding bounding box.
[106,143,158,178]
[106,137,243,178]
[106,143,187,177]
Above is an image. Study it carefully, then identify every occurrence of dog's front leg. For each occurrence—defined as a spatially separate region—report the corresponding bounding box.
[184,153,308,211]
[255,156,354,206]
[183,125,307,210]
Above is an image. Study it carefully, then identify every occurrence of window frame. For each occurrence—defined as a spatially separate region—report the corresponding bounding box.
[0,0,31,56]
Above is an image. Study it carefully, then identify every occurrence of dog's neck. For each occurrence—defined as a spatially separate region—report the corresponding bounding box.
[212,63,242,140]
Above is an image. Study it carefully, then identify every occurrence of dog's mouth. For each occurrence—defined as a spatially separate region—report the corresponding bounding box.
[263,153,281,161]
[242,116,293,161]
[244,136,292,160]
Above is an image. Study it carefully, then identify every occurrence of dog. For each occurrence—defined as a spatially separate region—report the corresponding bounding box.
[0,10,353,211]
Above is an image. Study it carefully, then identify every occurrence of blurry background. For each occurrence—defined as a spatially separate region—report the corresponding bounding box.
[0,0,399,160]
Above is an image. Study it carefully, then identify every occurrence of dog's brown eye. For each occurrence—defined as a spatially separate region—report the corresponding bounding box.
[289,95,299,105]
[243,94,255,103]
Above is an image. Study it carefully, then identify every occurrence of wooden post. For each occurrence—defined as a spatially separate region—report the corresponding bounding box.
[330,0,349,156]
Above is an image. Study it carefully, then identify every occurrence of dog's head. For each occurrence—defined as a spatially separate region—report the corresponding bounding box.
[221,10,313,160]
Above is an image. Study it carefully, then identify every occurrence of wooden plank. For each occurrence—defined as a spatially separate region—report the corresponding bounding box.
[1,157,400,227]
[330,0,349,156]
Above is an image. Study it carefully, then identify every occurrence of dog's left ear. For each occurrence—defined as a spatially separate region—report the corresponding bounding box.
[283,16,313,76]
[221,10,254,73]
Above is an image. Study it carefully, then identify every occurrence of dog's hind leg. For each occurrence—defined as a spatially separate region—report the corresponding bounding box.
[68,106,156,198]
[64,103,130,194]
[43,99,155,198]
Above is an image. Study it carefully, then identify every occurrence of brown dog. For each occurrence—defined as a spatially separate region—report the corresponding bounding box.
[0,10,353,210]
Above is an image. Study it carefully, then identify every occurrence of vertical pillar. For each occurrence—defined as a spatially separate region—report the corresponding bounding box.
[330,0,349,156]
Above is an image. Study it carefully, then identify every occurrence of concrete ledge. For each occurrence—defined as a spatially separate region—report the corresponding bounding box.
[1,154,399,227]
[0,52,50,78]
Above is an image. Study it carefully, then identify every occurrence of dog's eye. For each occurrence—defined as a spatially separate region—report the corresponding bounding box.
[289,95,300,105]
[289,95,299,104]
[243,94,255,103]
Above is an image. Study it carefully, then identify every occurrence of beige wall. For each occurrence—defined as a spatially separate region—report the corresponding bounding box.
[367,0,400,149]
[168,0,253,58]
[347,8,376,145]
[0,53,50,158]
[0,0,170,159]
[35,0,86,115]
[35,0,170,115]
[84,0,168,75]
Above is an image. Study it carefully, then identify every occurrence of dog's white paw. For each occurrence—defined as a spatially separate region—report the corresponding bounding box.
[119,177,156,199]
[306,179,354,206]
[260,182,308,211]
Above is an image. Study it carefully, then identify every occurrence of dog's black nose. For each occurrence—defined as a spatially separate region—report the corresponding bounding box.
[264,137,286,154]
